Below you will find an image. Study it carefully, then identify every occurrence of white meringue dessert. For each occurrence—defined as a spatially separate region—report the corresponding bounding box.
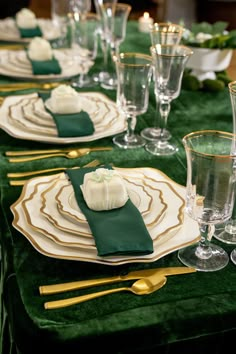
[16,8,38,29]
[45,85,83,114]
[28,37,53,61]
[81,168,129,211]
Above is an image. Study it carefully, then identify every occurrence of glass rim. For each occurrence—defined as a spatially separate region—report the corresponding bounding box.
[114,52,152,66]
[182,130,236,158]
[150,22,184,33]
[228,80,236,94]
[150,44,193,57]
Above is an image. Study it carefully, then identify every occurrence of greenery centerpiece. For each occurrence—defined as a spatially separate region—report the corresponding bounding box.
[181,21,236,91]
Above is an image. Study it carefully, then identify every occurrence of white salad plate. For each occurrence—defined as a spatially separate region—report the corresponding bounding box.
[0,48,93,80]
[0,93,126,143]
[10,167,200,265]
[0,18,61,42]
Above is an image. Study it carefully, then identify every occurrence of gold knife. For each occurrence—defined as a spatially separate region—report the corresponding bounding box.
[39,266,196,295]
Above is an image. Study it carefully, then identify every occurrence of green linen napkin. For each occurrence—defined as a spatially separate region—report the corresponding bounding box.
[39,92,95,137]
[66,167,154,257]
[27,54,62,75]
[17,25,42,38]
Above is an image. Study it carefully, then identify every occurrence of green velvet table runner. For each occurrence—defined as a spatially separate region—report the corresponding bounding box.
[66,167,153,256]
[39,92,95,137]
[0,21,236,354]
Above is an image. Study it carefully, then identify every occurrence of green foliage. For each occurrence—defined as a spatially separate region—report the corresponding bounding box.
[182,21,236,49]
[202,79,225,92]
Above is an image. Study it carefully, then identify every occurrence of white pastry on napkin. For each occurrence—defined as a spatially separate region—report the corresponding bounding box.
[81,168,129,211]
[28,37,53,61]
[44,84,84,114]
[15,8,38,28]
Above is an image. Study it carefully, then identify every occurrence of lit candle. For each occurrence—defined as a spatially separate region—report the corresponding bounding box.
[138,12,154,33]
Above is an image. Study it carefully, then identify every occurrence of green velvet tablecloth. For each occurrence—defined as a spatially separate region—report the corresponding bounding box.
[0,21,236,354]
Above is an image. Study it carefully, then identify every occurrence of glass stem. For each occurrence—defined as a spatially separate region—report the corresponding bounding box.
[159,100,170,139]
[100,36,109,69]
[195,224,213,259]
[125,114,136,142]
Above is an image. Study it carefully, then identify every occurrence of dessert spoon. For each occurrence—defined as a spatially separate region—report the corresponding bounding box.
[8,147,112,163]
[44,275,167,309]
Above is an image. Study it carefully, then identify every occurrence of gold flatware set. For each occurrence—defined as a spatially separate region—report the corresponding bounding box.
[40,266,196,309]
[6,147,113,163]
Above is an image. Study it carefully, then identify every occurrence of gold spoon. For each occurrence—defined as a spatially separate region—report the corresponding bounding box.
[44,275,167,310]
[8,148,112,163]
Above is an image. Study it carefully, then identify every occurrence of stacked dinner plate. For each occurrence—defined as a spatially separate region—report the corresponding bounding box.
[0,17,61,42]
[0,92,127,143]
[0,48,93,80]
[10,167,200,265]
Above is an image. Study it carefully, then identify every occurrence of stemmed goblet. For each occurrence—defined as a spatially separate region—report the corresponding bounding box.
[178,130,236,271]
[145,44,193,156]
[99,3,132,90]
[93,0,117,84]
[71,12,100,88]
[113,52,153,149]
[141,22,184,142]
[213,81,236,265]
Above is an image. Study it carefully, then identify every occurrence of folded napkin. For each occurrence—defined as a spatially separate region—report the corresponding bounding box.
[17,25,42,38]
[39,92,95,137]
[27,54,62,75]
[66,167,154,257]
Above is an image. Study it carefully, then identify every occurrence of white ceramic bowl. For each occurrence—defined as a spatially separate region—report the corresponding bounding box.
[186,47,233,81]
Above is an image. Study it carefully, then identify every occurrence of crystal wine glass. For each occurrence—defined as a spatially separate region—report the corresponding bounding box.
[213,80,236,265]
[71,12,99,88]
[141,22,184,142]
[145,44,193,156]
[99,3,132,90]
[93,0,117,84]
[178,130,236,271]
[113,52,153,149]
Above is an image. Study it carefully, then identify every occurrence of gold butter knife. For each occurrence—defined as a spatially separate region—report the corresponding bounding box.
[39,266,196,295]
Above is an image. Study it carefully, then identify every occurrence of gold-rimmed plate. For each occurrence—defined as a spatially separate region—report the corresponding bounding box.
[22,171,167,247]
[0,18,60,43]
[0,48,92,80]
[0,92,126,143]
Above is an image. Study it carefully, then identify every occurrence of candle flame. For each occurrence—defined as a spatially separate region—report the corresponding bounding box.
[143,12,150,19]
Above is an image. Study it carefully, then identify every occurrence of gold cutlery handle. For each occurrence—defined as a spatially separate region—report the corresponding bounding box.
[6,147,113,156]
[40,276,122,295]
[8,153,70,163]
[7,167,68,178]
[44,287,128,309]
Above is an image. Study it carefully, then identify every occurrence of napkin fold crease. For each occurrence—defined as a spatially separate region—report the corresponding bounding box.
[39,92,95,137]
[66,167,154,257]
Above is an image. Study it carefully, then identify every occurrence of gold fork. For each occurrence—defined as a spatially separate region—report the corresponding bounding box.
[8,159,100,185]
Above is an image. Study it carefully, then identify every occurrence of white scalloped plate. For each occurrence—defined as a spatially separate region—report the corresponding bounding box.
[0,18,61,42]
[0,93,126,143]
[10,167,200,265]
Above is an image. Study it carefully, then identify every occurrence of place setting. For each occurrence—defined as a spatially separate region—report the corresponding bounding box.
[10,164,200,266]
[0,7,61,43]
[0,83,127,143]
